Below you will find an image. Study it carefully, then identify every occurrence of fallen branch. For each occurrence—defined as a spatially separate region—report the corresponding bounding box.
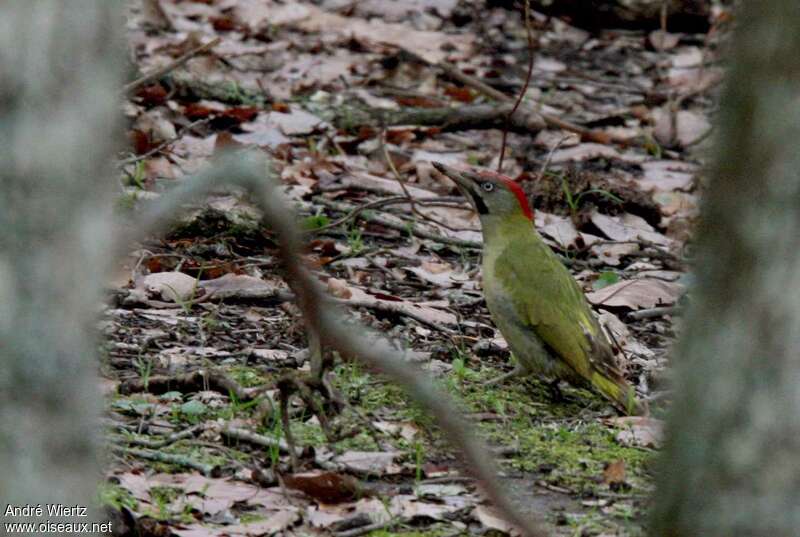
[313,197,481,249]
[111,445,221,477]
[111,425,203,450]
[221,425,301,456]
[402,48,633,146]
[118,368,253,401]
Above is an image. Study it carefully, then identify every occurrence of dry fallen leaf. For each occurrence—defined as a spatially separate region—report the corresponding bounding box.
[652,107,712,147]
[606,416,664,448]
[473,505,517,534]
[639,160,697,192]
[602,459,627,486]
[587,278,685,310]
[332,450,401,475]
[327,277,353,299]
[590,211,672,247]
[648,30,680,50]
[282,471,367,504]
[293,4,473,63]
[142,272,199,303]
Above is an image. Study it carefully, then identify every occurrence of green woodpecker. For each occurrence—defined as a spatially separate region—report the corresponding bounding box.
[433,162,642,415]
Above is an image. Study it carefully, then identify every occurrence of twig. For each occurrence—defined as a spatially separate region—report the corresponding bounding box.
[333,298,457,335]
[112,424,203,449]
[380,129,462,232]
[118,118,211,167]
[335,519,402,537]
[305,196,409,234]
[118,368,253,401]
[221,425,301,456]
[123,37,221,94]
[314,197,481,249]
[498,0,535,172]
[130,153,547,537]
[537,135,572,181]
[627,306,680,321]
[111,445,221,477]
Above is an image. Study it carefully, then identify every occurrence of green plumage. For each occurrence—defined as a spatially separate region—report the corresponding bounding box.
[482,214,640,414]
[432,162,642,415]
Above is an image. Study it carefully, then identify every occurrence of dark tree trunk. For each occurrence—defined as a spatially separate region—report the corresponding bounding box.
[651,2,800,536]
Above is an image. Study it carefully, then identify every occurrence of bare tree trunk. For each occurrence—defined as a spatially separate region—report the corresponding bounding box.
[0,0,123,527]
[651,2,800,536]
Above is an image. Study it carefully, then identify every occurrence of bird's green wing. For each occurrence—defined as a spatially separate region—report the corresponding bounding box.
[494,235,619,380]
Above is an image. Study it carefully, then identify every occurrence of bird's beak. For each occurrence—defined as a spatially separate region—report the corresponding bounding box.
[432,161,478,199]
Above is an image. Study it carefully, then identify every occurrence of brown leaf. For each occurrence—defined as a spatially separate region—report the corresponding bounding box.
[602,459,627,486]
[282,471,367,504]
[443,85,475,103]
[586,278,685,310]
[210,14,239,32]
[327,277,353,299]
[135,83,169,107]
[184,103,215,120]
[129,129,157,155]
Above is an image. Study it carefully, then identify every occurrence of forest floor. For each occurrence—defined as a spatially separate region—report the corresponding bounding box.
[102,1,724,535]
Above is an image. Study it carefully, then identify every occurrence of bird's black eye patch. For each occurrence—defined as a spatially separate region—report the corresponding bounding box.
[481,182,494,192]
[470,192,489,214]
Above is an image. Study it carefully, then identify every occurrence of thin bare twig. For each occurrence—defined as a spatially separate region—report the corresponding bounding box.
[313,197,481,249]
[498,0,534,172]
[380,129,463,232]
[305,196,408,234]
[123,37,221,94]
[118,118,211,167]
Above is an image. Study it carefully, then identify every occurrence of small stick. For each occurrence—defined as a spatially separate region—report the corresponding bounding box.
[627,306,680,321]
[498,0,535,172]
[123,37,221,94]
[111,445,220,476]
[380,128,463,232]
[118,118,211,166]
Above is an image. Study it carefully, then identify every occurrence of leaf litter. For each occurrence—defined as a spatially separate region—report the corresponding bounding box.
[107,0,725,534]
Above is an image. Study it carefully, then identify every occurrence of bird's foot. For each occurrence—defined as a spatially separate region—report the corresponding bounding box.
[547,379,566,402]
[484,364,526,386]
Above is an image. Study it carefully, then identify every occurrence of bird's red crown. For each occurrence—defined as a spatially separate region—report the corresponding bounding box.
[476,170,533,221]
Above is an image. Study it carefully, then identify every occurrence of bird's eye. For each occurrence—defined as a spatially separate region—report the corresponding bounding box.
[481,182,494,192]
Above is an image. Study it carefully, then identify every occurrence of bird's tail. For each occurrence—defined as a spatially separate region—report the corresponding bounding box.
[590,371,645,415]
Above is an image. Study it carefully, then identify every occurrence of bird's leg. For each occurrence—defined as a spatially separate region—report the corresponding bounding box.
[484,363,527,386]
[547,379,565,402]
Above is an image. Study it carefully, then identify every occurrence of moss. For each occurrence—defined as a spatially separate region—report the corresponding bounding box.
[334,357,653,494]
[225,365,268,388]
[97,483,138,511]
